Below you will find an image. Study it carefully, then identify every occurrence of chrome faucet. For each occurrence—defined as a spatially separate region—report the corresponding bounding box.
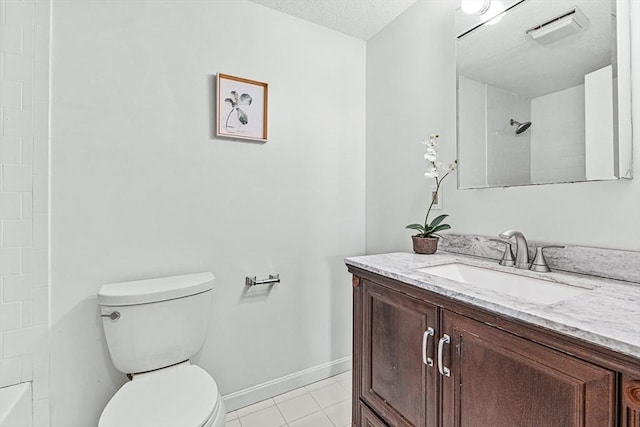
[498,229,529,269]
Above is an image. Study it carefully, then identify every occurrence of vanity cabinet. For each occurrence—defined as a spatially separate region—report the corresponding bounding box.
[350,269,640,427]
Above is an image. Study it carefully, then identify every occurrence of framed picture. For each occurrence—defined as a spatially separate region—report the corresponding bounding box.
[216,73,268,141]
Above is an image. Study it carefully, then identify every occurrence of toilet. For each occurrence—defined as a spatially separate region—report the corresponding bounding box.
[97,272,225,427]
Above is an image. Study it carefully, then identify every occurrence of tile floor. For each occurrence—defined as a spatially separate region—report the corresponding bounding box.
[225,371,352,427]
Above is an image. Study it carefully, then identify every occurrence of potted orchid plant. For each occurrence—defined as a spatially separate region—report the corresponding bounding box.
[406,134,457,254]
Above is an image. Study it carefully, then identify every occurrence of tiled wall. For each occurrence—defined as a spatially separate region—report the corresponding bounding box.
[486,85,531,186]
[0,0,50,425]
[457,76,531,188]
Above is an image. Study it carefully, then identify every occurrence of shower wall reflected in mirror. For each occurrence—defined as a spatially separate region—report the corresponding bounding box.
[456,0,633,189]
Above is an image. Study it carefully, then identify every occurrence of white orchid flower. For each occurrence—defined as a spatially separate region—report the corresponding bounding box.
[424,169,438,179]
[424,153,437,162]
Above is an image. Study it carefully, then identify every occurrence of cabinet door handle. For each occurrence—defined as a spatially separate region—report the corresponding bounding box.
[422,327,434,367]
[437,334,451,377]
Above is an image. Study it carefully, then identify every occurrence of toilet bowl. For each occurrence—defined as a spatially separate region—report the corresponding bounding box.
[99,363,225,427]
[97,272,225,427]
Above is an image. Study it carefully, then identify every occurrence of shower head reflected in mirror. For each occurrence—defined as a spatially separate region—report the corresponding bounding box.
[510,119,532,134]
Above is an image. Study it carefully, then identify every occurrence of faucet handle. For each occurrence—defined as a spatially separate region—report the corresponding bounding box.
[530,245,565,272]
[489,239,516,267]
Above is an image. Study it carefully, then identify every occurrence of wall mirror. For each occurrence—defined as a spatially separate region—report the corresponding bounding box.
[456,0,632,189]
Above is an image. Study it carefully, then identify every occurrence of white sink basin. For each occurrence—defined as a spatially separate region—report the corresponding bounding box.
[415,262,591,305]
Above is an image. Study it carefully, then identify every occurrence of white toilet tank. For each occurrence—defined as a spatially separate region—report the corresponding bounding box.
[98,272,214,374]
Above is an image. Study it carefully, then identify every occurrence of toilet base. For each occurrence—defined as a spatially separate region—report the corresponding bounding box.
[204,393,226,427]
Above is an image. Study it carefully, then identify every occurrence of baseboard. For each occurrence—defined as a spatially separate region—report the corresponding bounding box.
[222,356,352,412]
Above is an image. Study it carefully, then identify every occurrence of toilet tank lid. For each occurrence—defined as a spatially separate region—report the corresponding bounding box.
[98,272,214,306]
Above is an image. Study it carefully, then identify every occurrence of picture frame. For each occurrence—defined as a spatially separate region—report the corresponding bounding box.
[216,73,268,141]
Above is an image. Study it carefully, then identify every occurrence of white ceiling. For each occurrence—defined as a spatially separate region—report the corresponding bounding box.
[248,0,419,40]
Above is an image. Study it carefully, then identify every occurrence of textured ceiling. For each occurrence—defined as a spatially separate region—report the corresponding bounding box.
[249,0,419,40]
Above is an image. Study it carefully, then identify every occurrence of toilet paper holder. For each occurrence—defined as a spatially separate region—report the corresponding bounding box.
[245,274,280,287]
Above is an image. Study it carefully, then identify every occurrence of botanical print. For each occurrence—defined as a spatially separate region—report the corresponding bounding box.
[224,91,252,130]
[216,74,268,141]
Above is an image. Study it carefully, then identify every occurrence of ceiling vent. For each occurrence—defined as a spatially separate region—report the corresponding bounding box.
[526,7,589,44]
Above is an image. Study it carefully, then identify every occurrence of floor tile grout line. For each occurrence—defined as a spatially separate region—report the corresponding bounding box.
[311,382,351,424]
[291,389,327,425]
[321,400,347,427]
[307,385,349,427]
[271,395,289,426]
[274,398,325,425]
[273,385,309,406]
[282,408,325,426]
[235,398,274,419]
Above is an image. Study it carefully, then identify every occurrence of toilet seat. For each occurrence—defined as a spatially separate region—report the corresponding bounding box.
[99,364,220,427]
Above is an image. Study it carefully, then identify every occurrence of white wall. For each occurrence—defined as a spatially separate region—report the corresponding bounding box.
[366,0,640,254]
[0,0,50,425]
[366,0,456,253]
[50,1,365,426]
[531,84,586,183]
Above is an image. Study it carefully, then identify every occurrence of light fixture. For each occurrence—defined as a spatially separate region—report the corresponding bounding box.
[483,1,506,25]
[461,0,491,15]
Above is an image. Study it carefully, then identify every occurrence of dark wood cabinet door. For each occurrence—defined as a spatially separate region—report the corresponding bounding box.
[360,279,439,427]
[621,375,640,427]
[360,402,389,427]
[441,310,616,427]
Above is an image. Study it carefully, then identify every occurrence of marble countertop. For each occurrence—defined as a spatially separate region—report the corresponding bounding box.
[345,252,640,359]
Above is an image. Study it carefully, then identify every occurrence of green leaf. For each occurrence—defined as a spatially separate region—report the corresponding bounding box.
[237,108,249,125]
[428,214,449,228]
[405,224,426,233]
[430,224,451,234]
